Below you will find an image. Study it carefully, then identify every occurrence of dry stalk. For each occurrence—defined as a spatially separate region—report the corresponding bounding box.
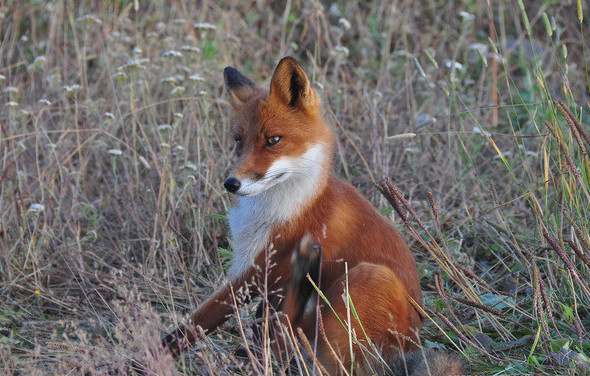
[427,192,439,224]
[532,265,552,344]
[297,327,330,376]
[451,296,531,332]
[564,210,590,253]
[556,101,588,156]
[556,101,590,148]
[535,265,561,338]
[326,105,375,184]
[318,312,349,376]
[378,179,482,305]
[567,239,590,270]
[47,341,95,356]
[486,1,499,127]
[454,263,512,297]
[433,273,499,350]
[377,178,408,225]
[573,316,585,348]
[543,231,590,296]
[385,179,429,234]
[434,273,448,303]
[431,310,498,360]
[544,120,590,201]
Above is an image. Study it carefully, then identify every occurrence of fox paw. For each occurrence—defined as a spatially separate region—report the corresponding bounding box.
[291,233,322,286]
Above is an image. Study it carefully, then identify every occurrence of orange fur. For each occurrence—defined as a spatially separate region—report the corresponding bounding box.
[162,57,431,374]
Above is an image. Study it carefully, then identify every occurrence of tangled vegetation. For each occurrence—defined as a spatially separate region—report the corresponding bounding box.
[1,0,589,374]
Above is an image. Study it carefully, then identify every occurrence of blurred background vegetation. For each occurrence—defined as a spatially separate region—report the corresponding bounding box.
[1,0,589,374]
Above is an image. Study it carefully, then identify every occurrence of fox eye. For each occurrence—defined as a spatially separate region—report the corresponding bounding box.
[234,138,243,150]
[265,136,282,146]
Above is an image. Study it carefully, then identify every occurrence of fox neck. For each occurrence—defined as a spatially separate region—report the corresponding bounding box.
[228,143,331,279]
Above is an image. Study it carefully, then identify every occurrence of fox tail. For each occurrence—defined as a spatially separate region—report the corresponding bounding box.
[380,348,464,376]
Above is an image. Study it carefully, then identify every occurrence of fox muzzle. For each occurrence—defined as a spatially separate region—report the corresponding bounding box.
[224,177,241,193]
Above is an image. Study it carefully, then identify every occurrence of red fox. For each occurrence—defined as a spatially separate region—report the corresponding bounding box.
[162,57,463,375]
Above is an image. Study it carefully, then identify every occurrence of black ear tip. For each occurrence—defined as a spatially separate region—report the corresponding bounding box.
[277,56,300,68]
[224,66,255,89]
[223,66,237,79]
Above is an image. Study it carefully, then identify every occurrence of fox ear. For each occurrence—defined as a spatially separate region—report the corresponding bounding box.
[269,57,315,110]
[224,67,256,105]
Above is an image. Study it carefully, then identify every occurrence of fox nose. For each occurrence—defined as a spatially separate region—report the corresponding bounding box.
[224,177,241,193]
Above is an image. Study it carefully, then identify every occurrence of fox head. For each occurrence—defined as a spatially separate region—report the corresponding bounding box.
[222,57,335,197]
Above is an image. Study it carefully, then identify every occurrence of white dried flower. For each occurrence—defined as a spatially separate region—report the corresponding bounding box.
[444,60,465,73]
[181,45,200,53]
[162,76,183,84]
[181,162,197,172]
[491,52,506,64]
[27,203,44,215]
[394,50,413,58]
[163,50,183,58]
[162,76,175,84]
[38,99,51,106]
[86,230,97,241]
[171,86,185,95]
[334,46,349,58]
[467,43,488,54]
[119,59,147,71]
[338,17,351,30]
[104,112,115,120]
[27,56,46,72]
[76,14,102,25]
[494,151,511,159]
[189,73,205,82]
[7,101,18,108]
[328,4,341,16]
[113,71,128,82]
[459,11,475,21]
[46,73,62,86]
[473,127,490,137]
[416,114,437,128]
[63,84,81,93]
[3,86,18,94]
[194,22,216,30]
[108,149,123,156]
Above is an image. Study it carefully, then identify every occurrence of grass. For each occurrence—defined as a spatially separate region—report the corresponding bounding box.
[1,0,590,374]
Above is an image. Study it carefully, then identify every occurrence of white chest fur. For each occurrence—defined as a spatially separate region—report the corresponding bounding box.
[228,144,325,279]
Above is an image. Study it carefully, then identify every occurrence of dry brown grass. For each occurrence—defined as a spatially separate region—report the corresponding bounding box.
[1,0,590,374]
